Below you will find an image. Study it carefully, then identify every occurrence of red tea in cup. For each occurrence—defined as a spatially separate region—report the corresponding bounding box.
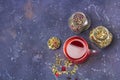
[63,36,90,64]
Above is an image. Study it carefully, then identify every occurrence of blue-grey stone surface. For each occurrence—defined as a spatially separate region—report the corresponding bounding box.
[0,0,120,80]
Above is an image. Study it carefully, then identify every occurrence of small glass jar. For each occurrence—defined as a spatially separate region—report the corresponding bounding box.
[68,12,91,34]
[89,26,113,48]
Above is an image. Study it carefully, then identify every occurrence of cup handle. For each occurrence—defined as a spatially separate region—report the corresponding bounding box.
[88,43,101,55]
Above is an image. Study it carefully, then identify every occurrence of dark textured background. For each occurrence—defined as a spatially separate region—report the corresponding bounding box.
[0,0,120,80]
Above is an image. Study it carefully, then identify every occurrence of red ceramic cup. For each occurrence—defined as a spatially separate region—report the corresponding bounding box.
[63,36,91,64]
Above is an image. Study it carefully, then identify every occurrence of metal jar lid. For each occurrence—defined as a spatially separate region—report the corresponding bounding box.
[47,37,61,50]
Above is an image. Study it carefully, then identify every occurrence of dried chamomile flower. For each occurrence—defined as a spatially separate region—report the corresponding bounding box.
[73,65,78,70]
[70,69,76,75]
[55,54,63,66]
[64,60,73,67]
[52,65,58,74]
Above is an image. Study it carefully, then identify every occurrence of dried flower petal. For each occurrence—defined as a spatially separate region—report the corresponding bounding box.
[61,66,66,71]
[55,72,60,77]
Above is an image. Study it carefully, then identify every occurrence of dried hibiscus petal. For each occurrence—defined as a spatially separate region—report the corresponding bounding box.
[61,66,66,71]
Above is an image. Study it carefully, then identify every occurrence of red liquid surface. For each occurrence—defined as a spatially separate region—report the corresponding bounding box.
[71,40,84,47]
[67,40,86,59]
